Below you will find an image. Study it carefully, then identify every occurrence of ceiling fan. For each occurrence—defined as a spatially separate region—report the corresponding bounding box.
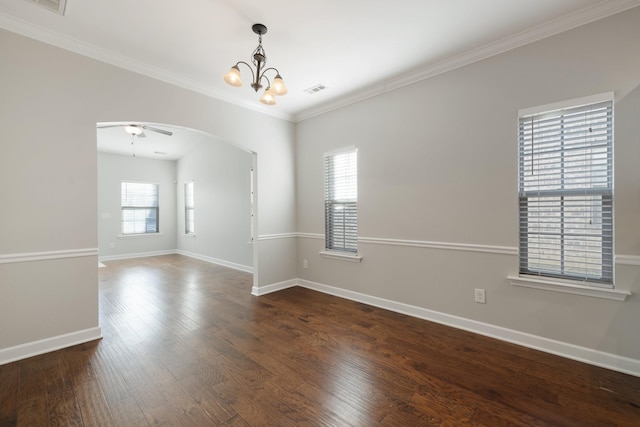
[97,123,173,138]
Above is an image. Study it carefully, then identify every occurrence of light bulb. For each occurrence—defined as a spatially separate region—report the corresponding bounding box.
[271,74,288,96]
[125,125,142,135]
[259,87,276,105]
[223,65,242,87]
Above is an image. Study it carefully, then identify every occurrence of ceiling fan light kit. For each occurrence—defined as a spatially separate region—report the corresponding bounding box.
[125,125,143,135]
[223,23,288,105]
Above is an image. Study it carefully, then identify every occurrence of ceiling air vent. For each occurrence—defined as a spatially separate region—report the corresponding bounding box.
[23,0,67,15]
[304,84,326,95]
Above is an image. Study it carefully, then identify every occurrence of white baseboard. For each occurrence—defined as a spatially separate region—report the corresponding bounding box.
[0,327,102,365]
[177,250,253,274]
[252,279,297,296]
[99,250,176,262]
[99,250,254,274]
[286,278,640,377]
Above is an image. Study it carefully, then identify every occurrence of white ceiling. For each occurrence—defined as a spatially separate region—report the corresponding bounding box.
[2,0,639,123]
[3,0,639,159]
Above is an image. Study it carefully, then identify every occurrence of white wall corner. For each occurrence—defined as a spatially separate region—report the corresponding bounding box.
[0,327,103,365]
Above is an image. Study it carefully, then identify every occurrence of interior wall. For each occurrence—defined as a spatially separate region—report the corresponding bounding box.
[0,28,296,359]
[176,138,253,270]
[97,152,177,259]
[295,9,640,361]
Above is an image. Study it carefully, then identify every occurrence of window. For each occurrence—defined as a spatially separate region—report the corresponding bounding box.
[518,94,613,286]
[121,182,159,234]
[185,181,195,234]
[324,147,358,253]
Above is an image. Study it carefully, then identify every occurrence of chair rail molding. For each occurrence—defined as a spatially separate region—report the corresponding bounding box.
[0,248,99,264]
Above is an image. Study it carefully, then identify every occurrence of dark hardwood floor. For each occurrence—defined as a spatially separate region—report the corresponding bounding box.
[1,254,639,426]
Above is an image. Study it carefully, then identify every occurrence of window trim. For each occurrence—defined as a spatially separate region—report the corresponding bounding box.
[507,275,629,301]
[324,146,358,255]
[319,250,363,262]
[515,92,615,289]
[117,232,164,239]
[518,92,614,118]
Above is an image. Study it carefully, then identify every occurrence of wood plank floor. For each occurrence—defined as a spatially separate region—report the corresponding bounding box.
[1,254,639,426]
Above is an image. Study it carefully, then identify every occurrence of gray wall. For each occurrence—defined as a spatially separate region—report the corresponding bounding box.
[98,153,177,259]
[176,138,253,270]
[0,28,296,356]
[295,9,640,361]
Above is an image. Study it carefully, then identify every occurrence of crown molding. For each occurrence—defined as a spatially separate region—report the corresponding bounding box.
[2,1,638,124]
[293,0,640,122]
[0,12,294,122]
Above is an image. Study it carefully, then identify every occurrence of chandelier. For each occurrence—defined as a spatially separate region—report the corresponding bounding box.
[223,24,288,105]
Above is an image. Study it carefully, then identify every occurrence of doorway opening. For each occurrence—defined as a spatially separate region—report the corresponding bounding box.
[96,121,258,285]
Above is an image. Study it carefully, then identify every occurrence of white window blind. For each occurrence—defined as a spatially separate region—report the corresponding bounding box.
[121,182,159,234]
[518,95,613,285]
[185,181,195,234]
[325,148,358,253]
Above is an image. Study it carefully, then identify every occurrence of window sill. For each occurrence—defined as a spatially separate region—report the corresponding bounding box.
[319,251,362,263]
[507,275,630,301]
[118,233,163,239]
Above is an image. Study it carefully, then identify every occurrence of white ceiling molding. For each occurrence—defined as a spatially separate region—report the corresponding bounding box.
[2,1,639,124]
[0,11,294,122]
[294,0,640,122]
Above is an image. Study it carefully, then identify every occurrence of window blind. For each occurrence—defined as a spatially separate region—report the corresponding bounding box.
[185,182,194,234]
[121,182,159,234]
[518,98,613,285]
[325,148,358,253]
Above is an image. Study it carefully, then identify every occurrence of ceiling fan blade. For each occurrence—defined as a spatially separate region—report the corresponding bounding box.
[97,123,143,134]
[142,125,173,136]
[96,124,125,129]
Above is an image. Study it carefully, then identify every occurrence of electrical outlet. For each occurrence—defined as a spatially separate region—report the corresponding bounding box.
[474,288,486,304]
[303,259,308,269]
